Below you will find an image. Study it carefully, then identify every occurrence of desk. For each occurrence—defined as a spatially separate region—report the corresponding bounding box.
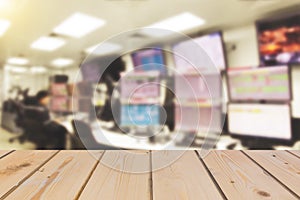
[0,150,299,199]
[59,119,300,150]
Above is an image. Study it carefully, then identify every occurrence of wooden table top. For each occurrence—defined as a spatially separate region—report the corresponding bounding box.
[0,150,299,200]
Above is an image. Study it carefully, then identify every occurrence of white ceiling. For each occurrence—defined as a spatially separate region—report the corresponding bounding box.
[0,0,299,68]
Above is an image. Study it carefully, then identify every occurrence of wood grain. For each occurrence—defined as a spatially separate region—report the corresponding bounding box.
[0,150,57,199]
[152,151,223,200]
[79,150,151,200]
[203,150,298,200]
[5,150,103,200]
[244,150,300,197]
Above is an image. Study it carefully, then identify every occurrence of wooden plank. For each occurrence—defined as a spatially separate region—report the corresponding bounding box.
[152,151,223,200]
[0,150,12,159]
[79,150,151,200]
[4,150,103,200]
[244,150,300,197]
[0,150,57,199]
[203,151,298,200]
[288,150,300,158]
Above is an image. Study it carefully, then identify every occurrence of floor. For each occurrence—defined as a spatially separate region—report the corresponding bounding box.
[0,150,299,199]
[0,127,35,150]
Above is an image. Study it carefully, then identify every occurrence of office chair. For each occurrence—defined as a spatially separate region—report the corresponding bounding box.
[71,119,119,150]
[12,104,67,149]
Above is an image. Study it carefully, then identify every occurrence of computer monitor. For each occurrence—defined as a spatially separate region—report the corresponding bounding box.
[50,97,69,112]
[174,73,222,100]
[175,104,222,133]
[120,71,160,102]
[50,83,68,96]
[228,103,292,142]
[173,32,226,72]
[131,48,166,74]
[227,66,291,102]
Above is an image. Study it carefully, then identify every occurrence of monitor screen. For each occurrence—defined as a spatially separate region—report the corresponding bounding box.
[175,73,222,100]
[50,83,68,96]
[173,32,226,72]
[175,105,222,133]
[120,105,160,126]
[227,66,290,101]
[257,14,300,65]
[228,103,292,140]
[50,97,69,112]
[120,71,160,101]
[132,48,165,74]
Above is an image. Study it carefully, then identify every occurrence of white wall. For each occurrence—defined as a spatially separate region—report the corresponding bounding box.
[223,24,260,68]
[0,69,3,108]
[12,73,49,96]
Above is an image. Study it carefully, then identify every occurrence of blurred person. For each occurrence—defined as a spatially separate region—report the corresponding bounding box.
[35,90,68,149]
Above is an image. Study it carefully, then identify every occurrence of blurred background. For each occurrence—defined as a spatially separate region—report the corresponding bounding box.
[0,0,300,150]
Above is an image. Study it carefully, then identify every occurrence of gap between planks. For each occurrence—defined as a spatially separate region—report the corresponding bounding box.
[0,150,14,160]
[75,150,106,200]
[242,150,300,199]
[194,150,228,200]
[0,151,60,200]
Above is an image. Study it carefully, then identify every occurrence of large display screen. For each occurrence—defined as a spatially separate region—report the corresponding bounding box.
[173,32,226,72]
[257,14,300,65]
[228,103,292,140]
[132,49,165,74]
[227,66,290,101]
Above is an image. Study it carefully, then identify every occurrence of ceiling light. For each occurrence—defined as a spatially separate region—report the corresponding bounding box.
[31,36,66,51]
[31,66,47,73]
[53,12,106,38]
[141,12,205,37]
[7,57,29,65]
[8,66,28,73]
[85,42,122,55]
[0,19,10,36]
[51,58,74,67]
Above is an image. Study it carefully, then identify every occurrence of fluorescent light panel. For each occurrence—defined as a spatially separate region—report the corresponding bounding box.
[7,57,29,65]
[31,66,47,73]
[8,66,28,73]
[85,42,122,55]
[31,36,66,51]
[51,58,74,67]
[53,12,106,38]
[142,12,206,37]
[0,19,10,36]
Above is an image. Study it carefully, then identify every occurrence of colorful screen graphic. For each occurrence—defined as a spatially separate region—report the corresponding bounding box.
[257,14,300,65]
[121,105,160,126]
[132,49,165,74]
